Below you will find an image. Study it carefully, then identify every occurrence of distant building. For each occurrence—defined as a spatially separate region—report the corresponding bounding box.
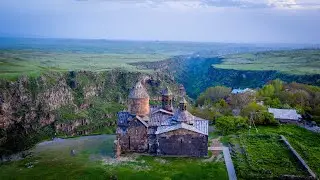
[268,108,302,124]
[116,82,208,157]
[231,88,255,94]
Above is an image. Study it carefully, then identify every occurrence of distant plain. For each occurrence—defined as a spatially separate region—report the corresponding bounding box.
[216,49,320,75]
[0,37,319,80]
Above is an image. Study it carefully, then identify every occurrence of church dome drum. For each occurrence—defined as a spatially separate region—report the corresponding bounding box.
[128,81,150,116]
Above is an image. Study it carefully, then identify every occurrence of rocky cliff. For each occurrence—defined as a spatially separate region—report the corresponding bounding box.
[0,70,181,155]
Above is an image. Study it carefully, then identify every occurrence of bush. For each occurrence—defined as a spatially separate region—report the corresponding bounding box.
[196,86,231,106]
[241,102,278,126]
[241,102,266,117]
[215,116,248,135]
[254,111,279,126]
[189,107,217,123]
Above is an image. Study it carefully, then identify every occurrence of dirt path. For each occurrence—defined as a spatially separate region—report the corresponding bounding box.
[208,137,237,180]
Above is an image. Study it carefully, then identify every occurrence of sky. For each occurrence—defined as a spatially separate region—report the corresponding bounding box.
[0,0,320,44]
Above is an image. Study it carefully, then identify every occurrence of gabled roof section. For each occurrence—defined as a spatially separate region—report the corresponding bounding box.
[155,123,207,135]
[129,81,149,99]
[152,108,174,116]
[268,108,301,121]
[117,111,130,126]
[135,115,149,127]
[194,119,209,135]
[173,110,194,123]
[149,111,173,126]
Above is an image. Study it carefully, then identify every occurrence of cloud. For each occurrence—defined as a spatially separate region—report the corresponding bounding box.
[199,0,269,9]
[74,0,320,10]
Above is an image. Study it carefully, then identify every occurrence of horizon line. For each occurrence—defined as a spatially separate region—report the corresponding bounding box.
[0,35,319,46]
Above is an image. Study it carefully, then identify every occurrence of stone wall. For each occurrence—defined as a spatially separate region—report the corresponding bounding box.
[148,127,157,154]
[281,135,317,179]
[118,118,148,153]
[156,129,208,157]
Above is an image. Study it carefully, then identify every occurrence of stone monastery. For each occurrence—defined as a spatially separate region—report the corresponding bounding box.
[116,81,208,157]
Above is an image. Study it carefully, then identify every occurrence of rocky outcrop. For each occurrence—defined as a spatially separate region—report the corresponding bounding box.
[0,70,180,155]
[0,74,73,130]
[55,119,90,136]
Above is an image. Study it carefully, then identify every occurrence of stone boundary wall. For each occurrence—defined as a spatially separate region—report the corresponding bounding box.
[223,147,237,180]
[280,135,317,179]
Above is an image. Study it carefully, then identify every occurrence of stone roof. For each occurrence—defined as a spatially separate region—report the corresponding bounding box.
[172,110,194,124]
[149,110,173,126]
[117,111,130,126]
[268,108,302,121]
[152,108,174,115]
[162,86,173,96]
[117,111,149,127]
[135,116,149,127]
[194,120,209,135]
[155,123,207,135]
[128,81,149,99]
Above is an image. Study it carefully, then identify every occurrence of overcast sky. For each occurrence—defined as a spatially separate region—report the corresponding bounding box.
[0,0,320,43]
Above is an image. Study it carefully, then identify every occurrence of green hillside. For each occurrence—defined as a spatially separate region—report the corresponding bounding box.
[0,50,170,80]
[215,49,320,75]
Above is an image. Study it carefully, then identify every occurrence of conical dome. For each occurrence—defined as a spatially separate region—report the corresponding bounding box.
[129,81,149,99]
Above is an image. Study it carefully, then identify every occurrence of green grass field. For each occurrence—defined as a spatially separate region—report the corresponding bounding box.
[0,50,171,79]
[0,134,228,180]
[0,154,228,180]
[223,125,320,179]
[215,49,320,75]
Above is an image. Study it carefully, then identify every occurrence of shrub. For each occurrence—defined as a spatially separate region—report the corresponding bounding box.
[196,86,231,106]
[254,111,279,126]
[241,102,266,117]
[259,84,275,97]
[215,116,248,135]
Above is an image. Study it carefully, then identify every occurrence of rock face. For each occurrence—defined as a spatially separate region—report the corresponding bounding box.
[0,70,179,155]
[0,74,73,130]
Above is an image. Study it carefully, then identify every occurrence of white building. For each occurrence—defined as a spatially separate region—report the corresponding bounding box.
[268,108,302,124]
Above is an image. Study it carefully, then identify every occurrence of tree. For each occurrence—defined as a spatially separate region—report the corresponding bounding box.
[264,97,281,108]
[241,102,266,117]
[189,107,216,123]
[215,116,248,135]
[259,84,275,98]
[254,111,279,126]
[271,79,283,95]
[212,99,232,116]
[229,91,256,109]
[196,86,231,106]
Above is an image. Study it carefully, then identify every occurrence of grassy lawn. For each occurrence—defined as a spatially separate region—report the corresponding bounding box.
[224,125,320,179]
[215,49,320,75]
[0,153,228,180]
[0,134,228,180]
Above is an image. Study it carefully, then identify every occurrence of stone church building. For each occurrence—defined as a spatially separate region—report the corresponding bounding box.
[116,81,208,157]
